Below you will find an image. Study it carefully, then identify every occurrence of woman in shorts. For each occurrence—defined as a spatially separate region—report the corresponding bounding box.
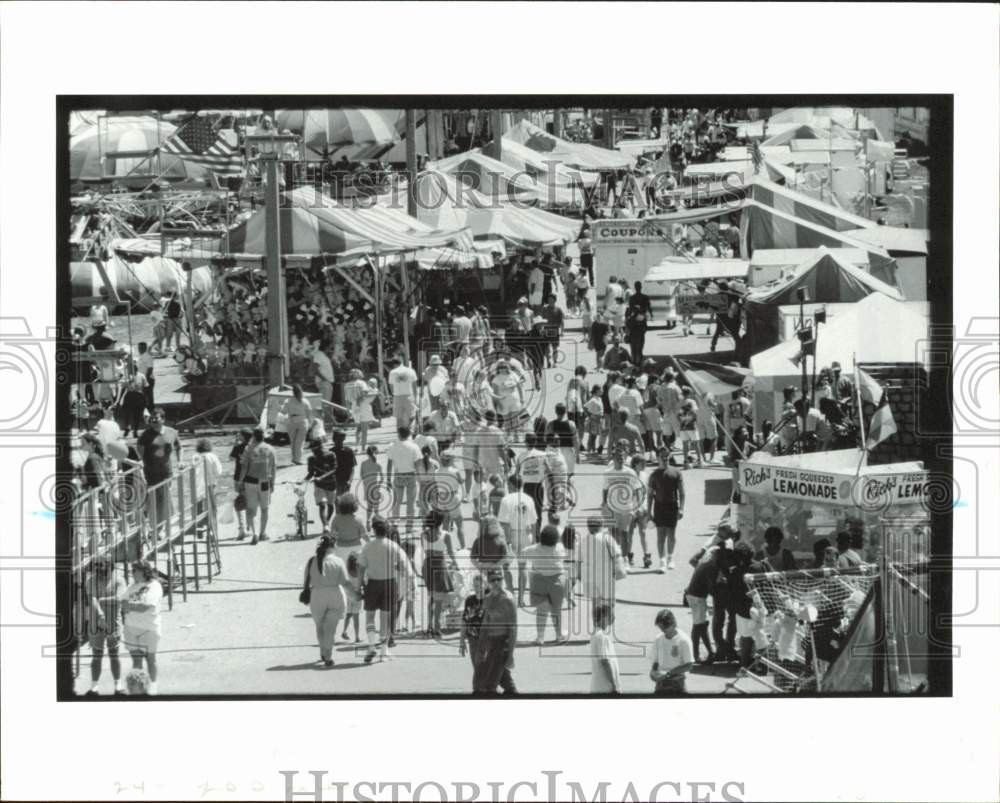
[421,511,458,637]
[122,560,163,695]
[517,524,568,645]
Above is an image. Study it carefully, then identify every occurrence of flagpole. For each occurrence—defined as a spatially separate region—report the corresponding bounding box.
[853,354,867,478]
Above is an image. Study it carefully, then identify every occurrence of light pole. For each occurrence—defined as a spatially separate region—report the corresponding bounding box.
[247,132,300,388]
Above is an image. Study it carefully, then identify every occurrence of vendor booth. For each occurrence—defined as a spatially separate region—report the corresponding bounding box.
[735,447,929,565]
[742,246,904,357]
[642,255,749,324]
[749,292,929,425]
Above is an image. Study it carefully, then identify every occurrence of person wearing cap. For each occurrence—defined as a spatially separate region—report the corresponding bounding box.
[830,361,854,403]
[426,400,460,453]
[82,555,128,696]
[472,568,519,695]
[85,321,116,351]
[422,354,449,413]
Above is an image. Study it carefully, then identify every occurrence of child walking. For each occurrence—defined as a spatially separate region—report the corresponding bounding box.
[359,445,383,528]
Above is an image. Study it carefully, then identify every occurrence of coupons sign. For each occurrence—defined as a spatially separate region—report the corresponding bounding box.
[593,221,670,244]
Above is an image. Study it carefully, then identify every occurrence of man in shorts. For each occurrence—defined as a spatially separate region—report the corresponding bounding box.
[137,407,182,538]
[387,357,417,430]
[237,427,277,544]
[305,439,338,533]
[83,555,127,696]
[358,517,414,662]
[658,368,683,449]
[646,447,685,572]
[386,426,422,530]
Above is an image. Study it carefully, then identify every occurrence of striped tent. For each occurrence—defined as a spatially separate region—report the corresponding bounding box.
[746,177,876,233]
[505,119,634,170]
[71,117,209,184]
[742,246,904,355]
[275,109,399,157]
[71,253,213,313]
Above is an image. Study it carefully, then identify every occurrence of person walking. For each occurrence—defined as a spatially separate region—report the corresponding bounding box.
[82,556,127,696]
[545,402,579,478]
[280,385,313,466]
[517,524,568,645]
[575,516,624,636]
[303,535,352,667]
[497,475,538,566]
[625,281,653,364]
[646,447,685,572]
[472,569,519,695]
[358,517,414,663]
[229,429,253,540]
[459,574,486,677]
[236,427,277,544]
[516,433,547,533]
[649,609,694,695]
[590,601,622,694]
[305,439,338,533]
[603,446,638,562]
[387,357,418,430]
[421,511,458,638]
[330,430,357,496]
[137,407,182,540]
[386,426,422,531]
[122,560,163,696]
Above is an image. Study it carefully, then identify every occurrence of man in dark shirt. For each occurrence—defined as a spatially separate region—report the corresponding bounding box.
[136,407,182,532]
[330,430,356,495]
[305,439,338,532]
[85,322,116,351]
[601,334,632,373]
[647,447,685,572]
[540,294,564,369]
[728,542,765,669]
[625,281,653,364]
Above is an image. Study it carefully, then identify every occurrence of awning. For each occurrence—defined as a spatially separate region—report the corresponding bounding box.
[848,226,929,255]
[644,257,750,284]
[676,358,751,399]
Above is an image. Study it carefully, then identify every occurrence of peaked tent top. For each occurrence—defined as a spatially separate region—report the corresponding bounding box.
[505,119,634,170]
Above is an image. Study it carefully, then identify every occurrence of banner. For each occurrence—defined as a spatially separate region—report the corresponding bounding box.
[592,220,671,244]
[739,462,929,508]
[677,293,729,316]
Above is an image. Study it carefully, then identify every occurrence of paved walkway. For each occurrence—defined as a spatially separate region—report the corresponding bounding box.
[75,309,750,695]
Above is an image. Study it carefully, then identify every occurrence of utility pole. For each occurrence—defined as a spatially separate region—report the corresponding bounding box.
[604,108,615,149]
[262,151,287,387]
[405,109,418,217]
[552,108,562,137]
[248,131,299,388]
[487,109,504,162]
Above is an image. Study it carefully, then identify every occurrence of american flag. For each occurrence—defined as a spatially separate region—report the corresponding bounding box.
[162,115,243,176]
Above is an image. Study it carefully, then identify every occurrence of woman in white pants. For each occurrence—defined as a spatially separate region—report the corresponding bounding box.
[281,385,313,466]
[304,535,352,667]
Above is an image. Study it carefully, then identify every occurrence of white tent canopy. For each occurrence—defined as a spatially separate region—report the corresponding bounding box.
[749,292,930,423]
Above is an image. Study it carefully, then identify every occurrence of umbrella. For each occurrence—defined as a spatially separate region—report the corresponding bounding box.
[70,116,208,183]
[275,109,399,157]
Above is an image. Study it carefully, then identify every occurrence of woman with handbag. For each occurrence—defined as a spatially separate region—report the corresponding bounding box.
[302,535,352,667]
[517,524,569,645]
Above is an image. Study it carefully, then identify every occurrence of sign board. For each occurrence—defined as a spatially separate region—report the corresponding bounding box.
[739,462,930,509]
[677,293,729,316]
[592,220,671,245]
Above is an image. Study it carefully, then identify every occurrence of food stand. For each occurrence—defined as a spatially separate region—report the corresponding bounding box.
[735,449,930,565]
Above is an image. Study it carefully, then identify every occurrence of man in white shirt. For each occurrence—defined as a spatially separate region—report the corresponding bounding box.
[650,608,694,694]
[608,373,627,411]
[388,357,418,429]
[497,474,537,559]
[516,432,547,531]
[311,340,335,403]
[575,516,623,636]
[90,300,110,328]
[426,401,460,452]
[386,425,423,529]
[590,601,622,694]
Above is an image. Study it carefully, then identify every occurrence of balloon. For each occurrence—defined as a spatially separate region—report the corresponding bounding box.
[429,375,446,397]
[106,439,129,461]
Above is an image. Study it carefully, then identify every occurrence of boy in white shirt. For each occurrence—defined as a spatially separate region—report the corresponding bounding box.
[589,601,621,694]
[650,608,694,695]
